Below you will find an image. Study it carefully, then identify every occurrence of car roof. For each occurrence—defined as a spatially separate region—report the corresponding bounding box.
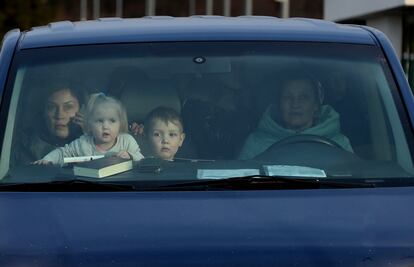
[19,16,376,49]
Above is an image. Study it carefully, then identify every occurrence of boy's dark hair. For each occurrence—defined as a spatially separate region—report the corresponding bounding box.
[144,106,184,133]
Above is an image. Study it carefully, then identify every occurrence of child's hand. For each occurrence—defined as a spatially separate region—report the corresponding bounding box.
[117,151,131,159]
[31,159,52,165]
[129,122,144,136]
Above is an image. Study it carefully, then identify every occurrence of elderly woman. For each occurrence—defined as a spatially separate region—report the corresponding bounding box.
[12,81,86,164]
[239,72,353,160]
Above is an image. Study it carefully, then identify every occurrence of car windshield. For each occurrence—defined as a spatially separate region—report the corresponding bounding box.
[1,41,413,186]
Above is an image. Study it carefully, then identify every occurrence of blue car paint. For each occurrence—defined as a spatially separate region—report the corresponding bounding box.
[0,29,20,152]
[19,17,375,49]
[362,25,414,128]
[0,188,414,266]
[0,29,20,101]
[1,17,414,266]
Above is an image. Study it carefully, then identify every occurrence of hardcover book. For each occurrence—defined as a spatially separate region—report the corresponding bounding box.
[73,157,133,178]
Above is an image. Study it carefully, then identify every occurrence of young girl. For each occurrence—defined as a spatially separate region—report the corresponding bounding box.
[34,93,144,166]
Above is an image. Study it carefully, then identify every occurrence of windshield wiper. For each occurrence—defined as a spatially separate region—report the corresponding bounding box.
[0,179,135,192]
[0,175,375,192]
[159,175,375,191]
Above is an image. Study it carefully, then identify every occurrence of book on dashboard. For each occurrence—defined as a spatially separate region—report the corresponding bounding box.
[73,157,133,178]
[64,155,105,164]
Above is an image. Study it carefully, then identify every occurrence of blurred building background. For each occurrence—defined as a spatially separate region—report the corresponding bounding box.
[0,0,322,35]
[325,0,414,86]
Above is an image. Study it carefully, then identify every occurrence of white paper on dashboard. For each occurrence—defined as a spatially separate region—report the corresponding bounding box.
[63,155,105,164]
[197,169,260,179]
[263,165,326,178]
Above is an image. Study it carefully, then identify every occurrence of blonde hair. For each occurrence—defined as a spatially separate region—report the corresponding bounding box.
[84,93,128,135]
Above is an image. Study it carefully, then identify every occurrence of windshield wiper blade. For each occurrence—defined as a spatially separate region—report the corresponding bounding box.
[0,179,135,192]
[160,175,375,190]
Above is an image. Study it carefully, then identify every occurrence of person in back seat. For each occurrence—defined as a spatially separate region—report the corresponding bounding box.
[33,93,144,165]
[143,106,186,161]
[12,80,86,165]
[180,76,255,159]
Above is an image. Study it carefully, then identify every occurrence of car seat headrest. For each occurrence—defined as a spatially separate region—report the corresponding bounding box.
[119,80,181,123]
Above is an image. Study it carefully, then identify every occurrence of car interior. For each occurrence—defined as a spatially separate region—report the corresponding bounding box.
[3,42,414,179]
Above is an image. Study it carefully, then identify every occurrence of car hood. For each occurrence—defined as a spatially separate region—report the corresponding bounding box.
[1,187,414,267]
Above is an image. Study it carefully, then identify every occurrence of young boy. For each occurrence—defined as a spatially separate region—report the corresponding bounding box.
[144,106,185,161]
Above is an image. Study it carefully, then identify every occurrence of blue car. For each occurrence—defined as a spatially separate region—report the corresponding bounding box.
[0,16,414,266]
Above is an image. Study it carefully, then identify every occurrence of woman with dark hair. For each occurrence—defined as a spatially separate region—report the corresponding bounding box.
[12,81,86,164]
[239,72,353,160]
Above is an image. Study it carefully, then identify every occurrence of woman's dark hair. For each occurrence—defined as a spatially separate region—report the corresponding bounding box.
[42,80,86,108]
